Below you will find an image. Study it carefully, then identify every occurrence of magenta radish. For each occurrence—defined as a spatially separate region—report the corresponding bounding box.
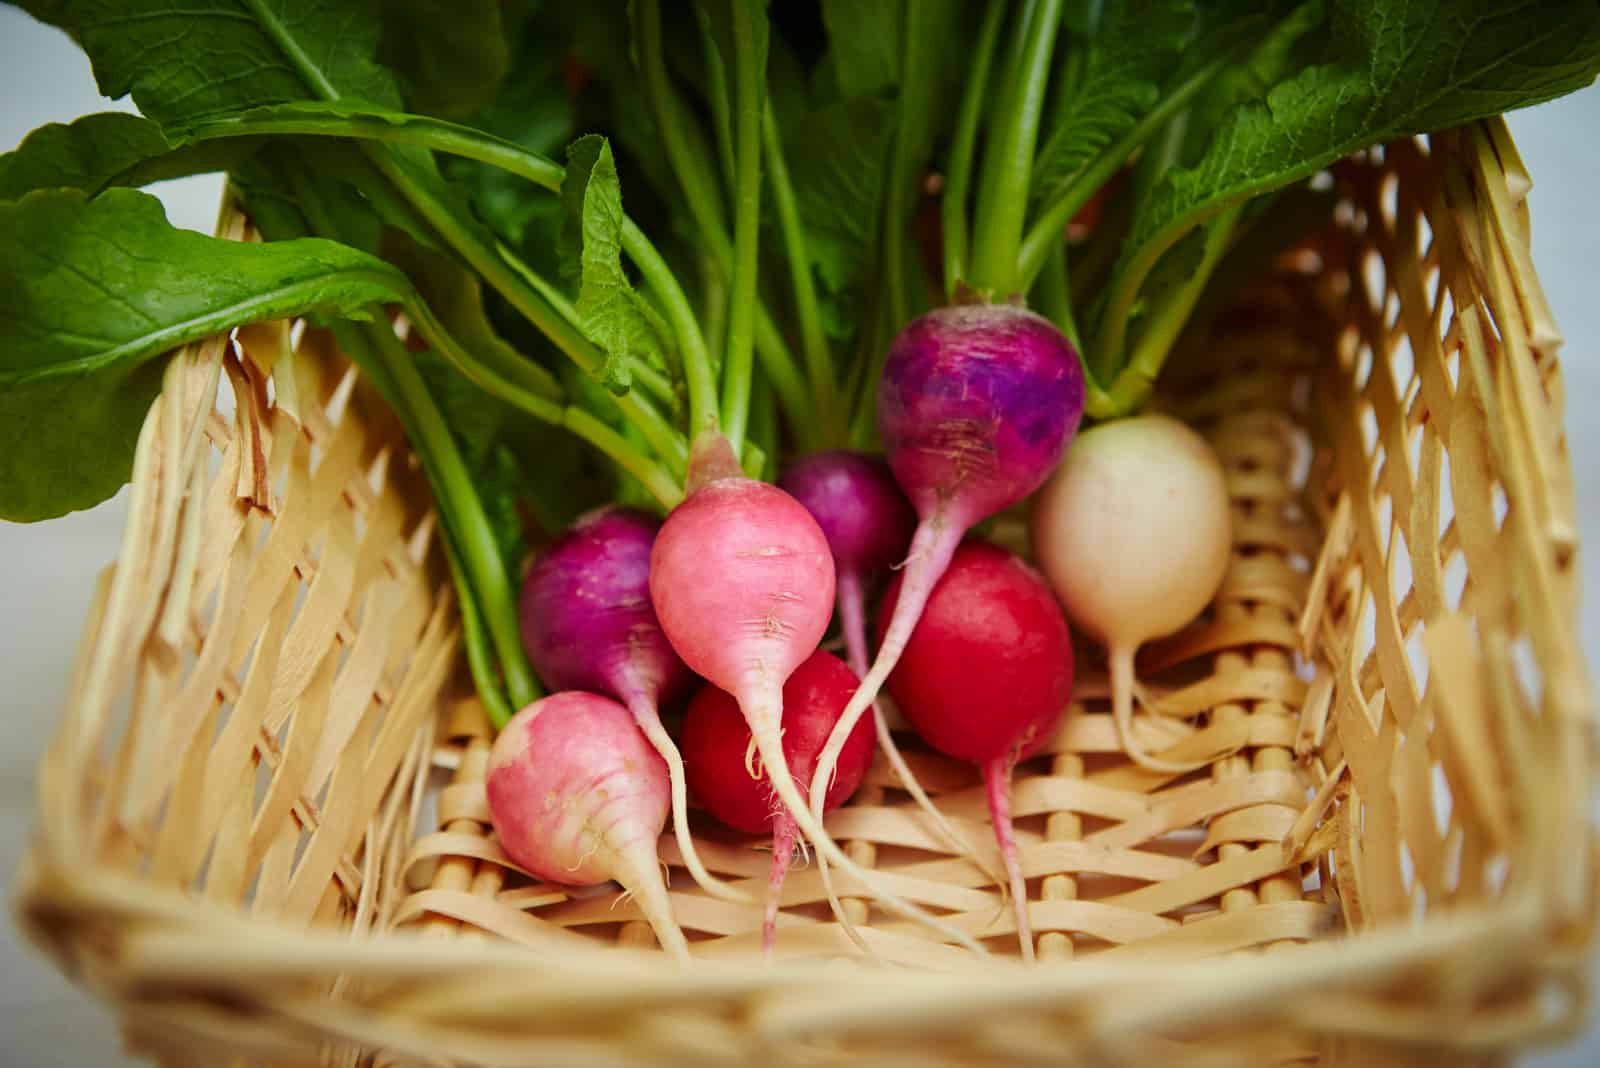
[650,431,984,954]
[681,650,874,953]
[779,451,978,867]
[809,303,1084,830]
[519,506,751,903]
[879,540,1075,960]
[486,691,689,961]
[1030,414,1232,772]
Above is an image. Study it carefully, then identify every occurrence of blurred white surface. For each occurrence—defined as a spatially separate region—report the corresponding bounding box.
[1,6,1597,1066]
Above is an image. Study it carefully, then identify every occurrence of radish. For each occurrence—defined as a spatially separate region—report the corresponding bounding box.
[651,431,984,954]
[1030,413,1232,772]
[681,650,875,953]
[809,303,1083,835]
[519,506,749,904]
[879,540,1075,961]
[486,692,689,961]
[779,450,978,869]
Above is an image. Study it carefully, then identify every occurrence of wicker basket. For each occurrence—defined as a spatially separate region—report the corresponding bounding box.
[13,117,1597,1067]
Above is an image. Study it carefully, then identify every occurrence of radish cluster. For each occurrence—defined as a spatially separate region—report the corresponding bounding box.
[487,319,1231,963]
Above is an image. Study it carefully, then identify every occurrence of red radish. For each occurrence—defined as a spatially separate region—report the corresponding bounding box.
[520,506,748,904]
[486,692,689,962]
[879,540,1075,961]
[809,304,1083,836]
[1030,414,1232,772]
[651,432,983,954]
[681,650,875,953]
[779,451,978,868]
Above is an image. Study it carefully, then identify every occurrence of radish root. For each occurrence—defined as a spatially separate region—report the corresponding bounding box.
[632,701,756,904]
[984,751,1033,962]
[1109,646,1207,773]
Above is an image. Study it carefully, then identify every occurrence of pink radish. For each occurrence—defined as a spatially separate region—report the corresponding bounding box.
[879,539,1075,960]
[520,506,748,903]
[681,650,875,953]
[1030,414,1232,772]
[808,303,1083,832]
[650,431,984,954]
[486,691,689,961]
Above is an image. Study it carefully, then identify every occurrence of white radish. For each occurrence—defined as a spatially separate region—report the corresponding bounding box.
[1030,414,1232,771]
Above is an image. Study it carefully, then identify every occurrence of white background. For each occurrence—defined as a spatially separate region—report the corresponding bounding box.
[1,7,1597,1065]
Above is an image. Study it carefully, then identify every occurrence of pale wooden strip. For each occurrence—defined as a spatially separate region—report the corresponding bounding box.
[1102,843,1298,916]
[194,583,297,867]
[247,640,340,878]
[1142,617,1302,673]
[1097,901,1337,962]
[1197,804,1300,854]
[1085,770,1306,852]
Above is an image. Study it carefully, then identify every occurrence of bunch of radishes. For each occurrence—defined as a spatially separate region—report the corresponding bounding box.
[486,301,1232,962]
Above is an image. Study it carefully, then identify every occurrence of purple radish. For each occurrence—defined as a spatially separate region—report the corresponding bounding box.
[520,506,749,903]
[650,431,985,954]
[779,451,980,866]
[808,303,1084,828]
[487,692,689,961]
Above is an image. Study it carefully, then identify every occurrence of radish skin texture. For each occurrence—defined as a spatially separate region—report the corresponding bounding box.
[652,431,984,955]
[879,540,1074,960]
[1030,414,1231,772]
[486,692,689,962]
[519,506,747,904]
[809,304,1083,850]
[681,650,874,953]
[780,451,977,872]
[777,451,915,580]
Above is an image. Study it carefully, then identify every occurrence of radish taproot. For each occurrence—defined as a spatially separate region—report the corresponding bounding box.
[486,691,690,962]
[1030,414,1232,772]
[879,540,1075,961]
[651,432,984,954]
[681,650,875,954]
[519,506,749,903]
[809,303,1083,834]
[779,450,978,870]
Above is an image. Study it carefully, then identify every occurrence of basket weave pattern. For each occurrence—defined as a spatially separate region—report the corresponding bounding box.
[14,121,1596,1066]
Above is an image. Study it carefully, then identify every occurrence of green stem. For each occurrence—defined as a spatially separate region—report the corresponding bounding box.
[699,13,739,200]
[623,219,719,436]
[441,533,518,728]
[718,0,766,455]
[637,0,729,252]
[562,407,684,509]
[749,369,778,482]
[1095,203,1243,418]
[638,0,808,441]
[942,1,1008,295]
[883,0,933,332]
[357,319,541,710]
[484,238,687,472]
[181,110,717,436]
[1016,51,1233,289]
[626,358,678,413]
[402,296,683,505]
[761,103,840,445]
[968,0,1063,296]
[1033,240,1079,350]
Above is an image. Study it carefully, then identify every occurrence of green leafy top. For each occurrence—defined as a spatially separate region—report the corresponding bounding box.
[562,136,673,394]
[18,0,403,121]
[0,186,409,520]
[5,0,1600,723]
